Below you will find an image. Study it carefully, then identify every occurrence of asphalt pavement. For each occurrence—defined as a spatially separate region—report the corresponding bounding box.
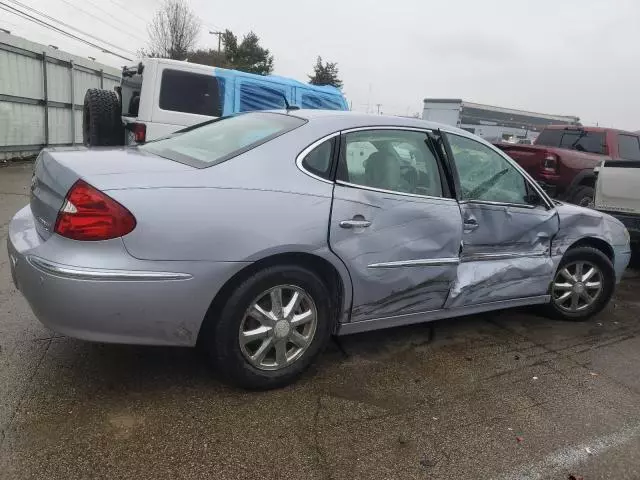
[1,163,640,479]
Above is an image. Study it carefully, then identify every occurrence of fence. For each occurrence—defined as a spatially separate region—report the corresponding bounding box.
[0,31,121,161]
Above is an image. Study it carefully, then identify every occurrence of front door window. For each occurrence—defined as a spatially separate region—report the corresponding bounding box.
[447,134,539,206]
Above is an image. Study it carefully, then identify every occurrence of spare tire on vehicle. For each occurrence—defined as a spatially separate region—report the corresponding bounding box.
[82,89,123,147]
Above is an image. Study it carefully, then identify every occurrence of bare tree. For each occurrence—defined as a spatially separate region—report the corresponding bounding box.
[143,0,200,60]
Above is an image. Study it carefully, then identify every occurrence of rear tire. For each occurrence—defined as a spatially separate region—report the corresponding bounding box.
[545,246,615,321]
[83,89,123,147]
[200,265,333,390]
[570,185,595,208]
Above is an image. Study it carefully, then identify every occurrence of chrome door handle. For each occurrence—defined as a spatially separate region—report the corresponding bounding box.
[340,220,371,229]
[463,220,479,232]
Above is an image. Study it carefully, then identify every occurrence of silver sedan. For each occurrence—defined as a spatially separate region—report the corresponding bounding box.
[8,111,631,389]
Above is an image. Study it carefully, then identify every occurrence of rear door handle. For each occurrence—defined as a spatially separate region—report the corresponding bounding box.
[340,220,371,229]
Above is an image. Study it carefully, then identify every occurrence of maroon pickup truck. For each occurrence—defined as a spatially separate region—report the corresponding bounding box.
[496,126,640,207]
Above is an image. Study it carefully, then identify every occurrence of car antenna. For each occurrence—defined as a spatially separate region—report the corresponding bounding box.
[281,94,300,112]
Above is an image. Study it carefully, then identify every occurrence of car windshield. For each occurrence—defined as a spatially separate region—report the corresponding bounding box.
[140,112,306,168]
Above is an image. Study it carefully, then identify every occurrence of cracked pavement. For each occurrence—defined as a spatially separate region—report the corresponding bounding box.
[1,163,640,479]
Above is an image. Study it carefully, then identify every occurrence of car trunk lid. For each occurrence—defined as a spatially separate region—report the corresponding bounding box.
[29,146,193,240]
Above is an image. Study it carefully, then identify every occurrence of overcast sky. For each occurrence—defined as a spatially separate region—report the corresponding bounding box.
[3,0,640,129]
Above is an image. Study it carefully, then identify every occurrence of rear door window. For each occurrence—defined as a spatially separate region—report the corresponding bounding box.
[559,131,605,154]
[239,82,287,112]
[301,139,335,179]
[617,134,640,160]
[338,130,445,198]
[535,129,606,154]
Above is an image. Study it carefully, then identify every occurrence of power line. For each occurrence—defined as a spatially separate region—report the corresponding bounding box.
[54,0,147,44]
[204,22,225,33]
[0,2,133,61]
[6,0,135,57]
[106,0,222,36]
[83,0,146,36]
[105,0,150,25]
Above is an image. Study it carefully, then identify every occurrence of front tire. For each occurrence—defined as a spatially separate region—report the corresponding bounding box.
[546,246,615,321]
[201,265,333,389]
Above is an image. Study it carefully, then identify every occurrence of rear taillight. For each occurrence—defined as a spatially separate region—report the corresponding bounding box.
[54,180,136,241]
[131,123,146,143]
[542,153,558,173]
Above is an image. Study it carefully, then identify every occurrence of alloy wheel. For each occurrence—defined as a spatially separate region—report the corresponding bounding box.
[552,261,603,313]
[239,285,318,371]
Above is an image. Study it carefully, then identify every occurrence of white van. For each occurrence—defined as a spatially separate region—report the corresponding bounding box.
[82,58,349,146]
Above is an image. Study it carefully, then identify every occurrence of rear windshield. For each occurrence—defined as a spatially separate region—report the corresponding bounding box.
[536,129,606,154]
[140,112,306,168]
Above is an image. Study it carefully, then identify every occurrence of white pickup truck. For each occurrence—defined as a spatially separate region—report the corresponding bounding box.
[595,160,639,252]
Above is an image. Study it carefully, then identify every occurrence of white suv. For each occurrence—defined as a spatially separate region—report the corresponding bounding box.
[82,58,348,146]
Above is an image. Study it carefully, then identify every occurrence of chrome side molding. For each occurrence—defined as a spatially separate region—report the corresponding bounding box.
[368,257,460,268]
[27,256,192,281]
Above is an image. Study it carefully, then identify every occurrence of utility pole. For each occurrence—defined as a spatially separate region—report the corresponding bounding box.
[376,103,382,115]
[209,31,223,52]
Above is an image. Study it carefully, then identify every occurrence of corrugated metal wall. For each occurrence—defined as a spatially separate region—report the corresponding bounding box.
[0,32,121,161]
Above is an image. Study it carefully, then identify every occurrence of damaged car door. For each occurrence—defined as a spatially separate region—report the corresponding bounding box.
[330,128,462,323]
[443,133,559,307]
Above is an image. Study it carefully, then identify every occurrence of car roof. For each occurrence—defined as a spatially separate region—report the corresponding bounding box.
[276,109,470,135]
[544,124,637,135]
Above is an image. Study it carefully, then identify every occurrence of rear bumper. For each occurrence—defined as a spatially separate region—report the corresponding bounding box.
[8,205,248,346]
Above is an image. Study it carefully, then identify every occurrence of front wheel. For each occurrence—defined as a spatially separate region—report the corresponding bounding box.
[546,246,615,321]
[201,265,333,389]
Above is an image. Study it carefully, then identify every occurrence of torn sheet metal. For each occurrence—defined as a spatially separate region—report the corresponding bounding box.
[446,201,630,308]
[552,202,628,259]
[446,202,559,307]
[330,186,463,323]
[553,202,631,282]
[446,257,554,308]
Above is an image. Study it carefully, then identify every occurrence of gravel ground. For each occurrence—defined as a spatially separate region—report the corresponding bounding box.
[1,163,639,479]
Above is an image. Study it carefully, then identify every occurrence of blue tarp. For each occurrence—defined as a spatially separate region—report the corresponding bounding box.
[213,67,348,116]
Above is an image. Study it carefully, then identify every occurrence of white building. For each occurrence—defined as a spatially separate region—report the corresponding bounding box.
[422,98,580,143]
